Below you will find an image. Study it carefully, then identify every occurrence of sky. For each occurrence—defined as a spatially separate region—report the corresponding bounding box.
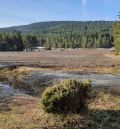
[0,0,119,28]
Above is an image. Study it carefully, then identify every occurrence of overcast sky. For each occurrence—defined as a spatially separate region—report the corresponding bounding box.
[0,0,119,28]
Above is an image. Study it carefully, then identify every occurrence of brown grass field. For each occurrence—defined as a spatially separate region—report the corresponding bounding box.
[0,48,120,74]
[0,49,120,129]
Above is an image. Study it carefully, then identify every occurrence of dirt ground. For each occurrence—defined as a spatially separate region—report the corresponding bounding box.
[0,49,120,74]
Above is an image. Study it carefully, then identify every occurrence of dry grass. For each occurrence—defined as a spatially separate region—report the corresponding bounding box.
[0,87,119,129]
[105,52,120,61]
[0,49,120,74]
[88,87,120,129]
[0,95,87,129]
[0,49,120,129]
[0,68,29,82]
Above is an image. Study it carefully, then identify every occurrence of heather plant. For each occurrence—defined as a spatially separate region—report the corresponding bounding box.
[40,79,91,113]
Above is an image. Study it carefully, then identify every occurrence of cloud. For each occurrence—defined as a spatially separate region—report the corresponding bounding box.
[81,0,90,20]
[81,0,87,7]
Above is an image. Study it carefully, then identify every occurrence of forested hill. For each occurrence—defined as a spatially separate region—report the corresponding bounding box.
[0,21,114,51]
[0,21,113,35]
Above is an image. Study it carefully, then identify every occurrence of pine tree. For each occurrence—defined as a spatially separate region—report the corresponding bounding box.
[81,35,87,48]
[113,12,120,51]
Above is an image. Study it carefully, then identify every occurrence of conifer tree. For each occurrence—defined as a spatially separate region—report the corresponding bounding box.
[113,12,120,51]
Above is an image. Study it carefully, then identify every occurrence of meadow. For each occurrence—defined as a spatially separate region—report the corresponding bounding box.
[0,48,120,129]
[0,48,120,74]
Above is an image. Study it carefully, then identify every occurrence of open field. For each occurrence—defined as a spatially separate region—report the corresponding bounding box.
[0,49,120,74]
[0,49,120,129]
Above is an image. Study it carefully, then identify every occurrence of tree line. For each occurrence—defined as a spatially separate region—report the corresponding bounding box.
[0,21,114,51]
[0,32,38,51]
[0,32,24,51]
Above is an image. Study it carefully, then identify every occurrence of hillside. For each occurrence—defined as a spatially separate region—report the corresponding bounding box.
[0,21,114,50]
[0,21,113,34]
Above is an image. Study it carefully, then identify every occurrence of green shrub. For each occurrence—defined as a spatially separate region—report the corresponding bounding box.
[40,79,91,113]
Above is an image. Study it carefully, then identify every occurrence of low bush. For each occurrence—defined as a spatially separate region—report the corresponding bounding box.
[40,79,91,113]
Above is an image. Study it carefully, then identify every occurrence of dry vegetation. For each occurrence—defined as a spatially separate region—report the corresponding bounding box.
[0,87,119,129]
[0,49,120,74]
[0,49,120,129]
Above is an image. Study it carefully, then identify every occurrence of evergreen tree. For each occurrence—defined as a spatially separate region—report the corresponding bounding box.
[113,12,120,51]
[0,21,114,50]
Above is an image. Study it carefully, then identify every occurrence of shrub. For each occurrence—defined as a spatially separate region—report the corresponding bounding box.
[40,79,91,113]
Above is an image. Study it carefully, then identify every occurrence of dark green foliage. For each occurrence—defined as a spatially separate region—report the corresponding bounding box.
[0,32,24,51]
[0,21,114,50]
[23,34,37,51]
[0,32,38,51]
[40,79,91,113]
